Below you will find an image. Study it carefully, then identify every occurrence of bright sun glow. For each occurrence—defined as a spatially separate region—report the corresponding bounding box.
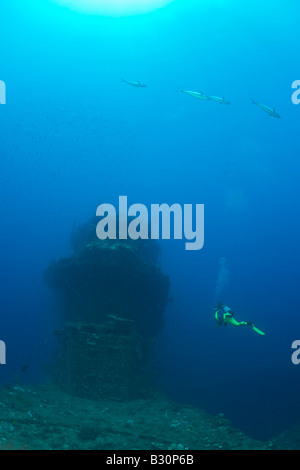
[54,0,175,16]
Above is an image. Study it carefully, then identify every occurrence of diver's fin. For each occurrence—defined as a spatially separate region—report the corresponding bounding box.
[250,98,256,104]
[252,325,266,336]
[247,322,265,336]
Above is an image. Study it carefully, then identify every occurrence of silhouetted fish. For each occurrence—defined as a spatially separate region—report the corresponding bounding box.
[121,78,147,88]
[180,89,211,100]
[251,98,281,118]
[208,95,231,105]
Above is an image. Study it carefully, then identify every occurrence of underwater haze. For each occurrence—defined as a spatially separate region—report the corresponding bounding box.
[1,0,300,449]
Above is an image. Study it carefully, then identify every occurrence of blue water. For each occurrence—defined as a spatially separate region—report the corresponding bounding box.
[1,0,300,441]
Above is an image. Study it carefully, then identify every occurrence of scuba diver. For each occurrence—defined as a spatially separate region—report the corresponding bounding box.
[214,302,265,336]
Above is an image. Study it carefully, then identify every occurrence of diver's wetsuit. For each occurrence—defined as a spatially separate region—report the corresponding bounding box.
[215,305,265,335]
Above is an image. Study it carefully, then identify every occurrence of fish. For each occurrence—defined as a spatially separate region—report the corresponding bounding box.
[208,95,231,105]
[121,78,147,88]
[251,99,281,118]
[179,89,211,101]
[107,314,134,323]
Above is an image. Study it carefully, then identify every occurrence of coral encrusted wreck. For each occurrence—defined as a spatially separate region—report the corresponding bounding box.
[45,217,170,401]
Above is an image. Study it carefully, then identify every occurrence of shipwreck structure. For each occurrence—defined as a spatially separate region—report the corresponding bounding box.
[45,217,170,400]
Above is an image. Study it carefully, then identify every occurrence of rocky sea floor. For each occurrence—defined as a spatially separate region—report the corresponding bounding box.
[0,383,297,450]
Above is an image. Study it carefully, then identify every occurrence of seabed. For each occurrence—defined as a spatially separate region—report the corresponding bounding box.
[0,382,279,450]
